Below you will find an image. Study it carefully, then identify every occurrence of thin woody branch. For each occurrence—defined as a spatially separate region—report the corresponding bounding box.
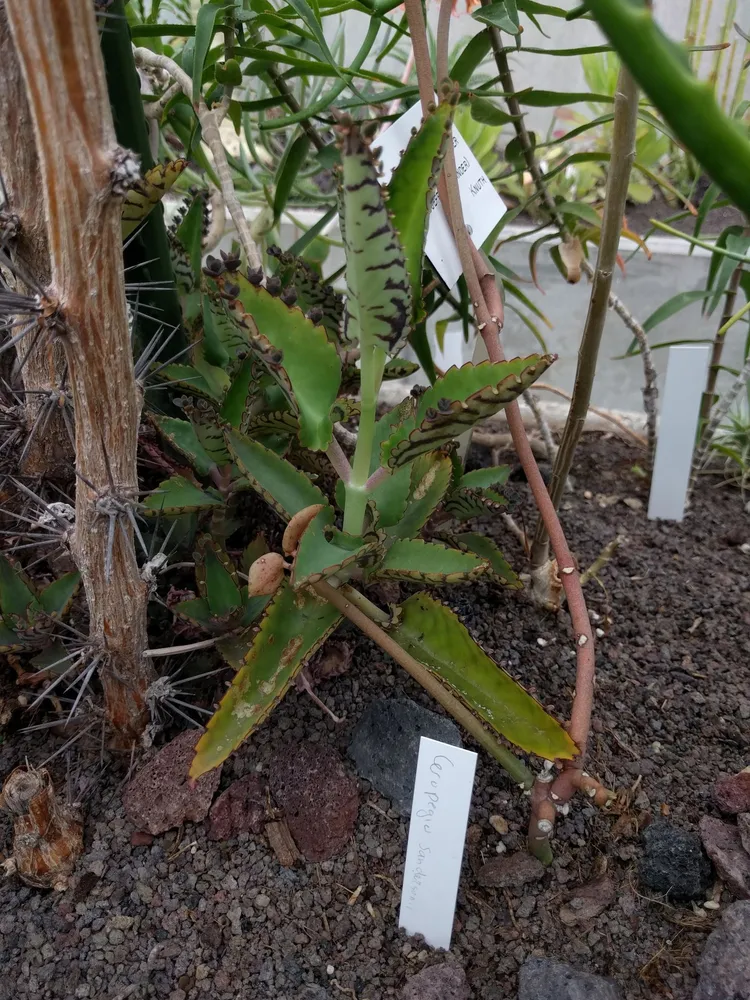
[133,46,262,271]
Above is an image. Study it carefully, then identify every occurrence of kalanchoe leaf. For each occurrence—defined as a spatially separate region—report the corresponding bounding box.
[143,476,224,516]
[438,532,521,589]
[367,399,418,528]
[244,409,300,437]
[150,415,217,478]
[291,506,384,588]
[172,597,214,628]
[226,429,327,521]
[0,556,38,619]
[269,245,345,347]
[388,452,454,538]
[337,118,412,357]
[387,91,456,325]
[149,363,225,404]
[207,272,341,451]
[443,487,508,521]
[459,466,511,490]
[176,397,231,466]
[372,538,489,584]
[391,593,578,760]
[219,357,257,430]
[0,622,24,653]
[204,291,252,371]
[382,357,554,468]
[37,572,81,617]
[190,582,341,777]
[121,158,188,238]
[340,358,420,395]
[194,536,242,616]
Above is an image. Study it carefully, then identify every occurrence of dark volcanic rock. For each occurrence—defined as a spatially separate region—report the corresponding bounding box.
[207,774,265,841]
[518,958,622,1000]
[401,963,470,1000]
[638,820,713,901]
[694,901,750,999]
[348,697,462,815]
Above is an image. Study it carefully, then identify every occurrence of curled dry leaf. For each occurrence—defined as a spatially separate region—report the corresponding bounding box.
[559,237,584,284]
[0,765,83,891]
[247,552,286,596]
[282,503,326,556]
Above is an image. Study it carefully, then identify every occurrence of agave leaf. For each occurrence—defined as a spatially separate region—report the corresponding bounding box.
[151,415,217,478]
[391,592,578,760]
[210,272,341,450]
[338,119,411,356]
[149,363,225,404]
[37,572,81,617]
[373,538,488,584]
[194,536,242,616]
[190,582,341,777]
[143,476,223,516]
[382,356,554,468]
[439,532,520,589]
[177,397,231,466]
[0,556,38,619]
[387,95,454,323]
[389,452,454,538]
[291,506,383,588]
[121,158,188,238]
[268,245,345,344]
[226,429,326,521]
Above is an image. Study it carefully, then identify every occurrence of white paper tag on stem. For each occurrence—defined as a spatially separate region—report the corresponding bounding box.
[377,102,507,290]
[398,737,478,950]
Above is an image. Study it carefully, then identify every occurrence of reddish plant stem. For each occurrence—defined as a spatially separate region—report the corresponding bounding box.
[404,0,603,859]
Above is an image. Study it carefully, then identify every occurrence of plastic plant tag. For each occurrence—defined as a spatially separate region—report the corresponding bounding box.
[398,736,478,949]
[378,102,507,289]
[648,344,710,522]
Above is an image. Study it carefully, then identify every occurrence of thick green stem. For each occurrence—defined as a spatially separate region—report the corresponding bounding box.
[315,581,535,788]
[343,345,383,535]
[530,65,639,576]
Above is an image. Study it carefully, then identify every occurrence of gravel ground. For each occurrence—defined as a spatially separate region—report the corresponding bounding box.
[1,434,749,1000]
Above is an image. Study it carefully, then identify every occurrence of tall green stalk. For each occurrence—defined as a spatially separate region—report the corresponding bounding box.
[343,345,385,534]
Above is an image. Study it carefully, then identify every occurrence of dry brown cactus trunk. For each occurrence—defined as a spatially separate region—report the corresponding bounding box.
[3,0,154,739]
[0,6,72,477]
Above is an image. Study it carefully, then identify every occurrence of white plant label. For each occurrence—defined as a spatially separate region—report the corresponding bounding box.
[648,343,711,522]
[377,102,507,290]
[398,737,477,950]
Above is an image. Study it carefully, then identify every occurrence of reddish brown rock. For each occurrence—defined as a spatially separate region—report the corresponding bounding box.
[123,730,221,836]
[700,816,750,899]
[559,875,616,926]
[714,769,750,815]
[269,741,358,862]
[207,774,265,841]
[738,814,750,855]
[130,831,154,847]
[476,852,545,890]
[401,963,470,1000]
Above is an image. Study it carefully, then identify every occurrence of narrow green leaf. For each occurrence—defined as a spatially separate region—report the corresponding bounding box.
[190,582,341,777]
[375,538,488,583]
[391,593,578,760]
[470,97,523,126]
[387,97,454,325]
[450,32,492,86]
[274,132,312,222]
[390,452,453,538]
[639,289,713,339]
[585,0,750,219]
[226,429,327,521]
[193,1,220,104]
[37,572,81,617]
[143,476,224,516]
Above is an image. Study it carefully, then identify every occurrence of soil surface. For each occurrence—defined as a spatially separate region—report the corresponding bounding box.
[1,435,749,1000]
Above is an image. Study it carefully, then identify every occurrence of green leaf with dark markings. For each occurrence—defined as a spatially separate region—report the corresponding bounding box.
[226,429,326,521]
[0,556,38,618]
[190,582,341,777]
[391,593,578,759]
[439,532,520,588]
[194,536,242,616]
[143,476,223,516]
[37,572,81,617]
[291,506,383,588]
[374,538,489,583]
[389,452,453,538]
[382,356,553,468]
[338,120,411,356]
[151,415,217,477]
